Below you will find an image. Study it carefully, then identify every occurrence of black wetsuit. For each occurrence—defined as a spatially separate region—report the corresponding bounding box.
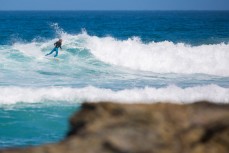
[54,41,62,49]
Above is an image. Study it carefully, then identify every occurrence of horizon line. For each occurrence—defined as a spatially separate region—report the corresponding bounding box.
[0,9,229,11]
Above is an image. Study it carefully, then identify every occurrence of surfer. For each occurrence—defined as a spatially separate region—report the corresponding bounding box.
[45,39,63,57]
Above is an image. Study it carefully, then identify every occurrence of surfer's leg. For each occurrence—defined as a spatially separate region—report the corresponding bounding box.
[46,48,56,56]
[54,49,58,57]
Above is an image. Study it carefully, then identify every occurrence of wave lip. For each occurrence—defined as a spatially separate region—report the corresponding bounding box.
[0,85,228,105]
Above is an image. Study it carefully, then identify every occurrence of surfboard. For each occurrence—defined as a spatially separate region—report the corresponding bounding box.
[44,56,60,61]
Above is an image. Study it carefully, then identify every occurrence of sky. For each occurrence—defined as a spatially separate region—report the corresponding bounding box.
[0,0,229,11]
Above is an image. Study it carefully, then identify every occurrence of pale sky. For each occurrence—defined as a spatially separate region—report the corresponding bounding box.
[0,0,229,10]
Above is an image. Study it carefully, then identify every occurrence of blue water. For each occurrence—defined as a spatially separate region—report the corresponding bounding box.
[0,11,229,148]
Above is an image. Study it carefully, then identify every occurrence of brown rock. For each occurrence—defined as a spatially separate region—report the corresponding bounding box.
[0,101,229,153]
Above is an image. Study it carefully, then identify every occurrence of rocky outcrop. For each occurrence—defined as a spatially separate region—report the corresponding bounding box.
[0,101,229,153]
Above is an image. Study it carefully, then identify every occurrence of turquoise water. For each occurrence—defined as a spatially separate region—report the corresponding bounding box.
[0,102,80,147]
[0,11,229,148]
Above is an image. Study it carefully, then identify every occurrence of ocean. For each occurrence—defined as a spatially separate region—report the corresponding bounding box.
[0,11,229,148]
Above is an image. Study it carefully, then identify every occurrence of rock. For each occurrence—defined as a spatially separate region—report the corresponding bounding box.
[0,101,229,153]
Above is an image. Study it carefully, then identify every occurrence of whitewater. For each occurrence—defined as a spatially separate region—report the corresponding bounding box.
[0,29,229,105]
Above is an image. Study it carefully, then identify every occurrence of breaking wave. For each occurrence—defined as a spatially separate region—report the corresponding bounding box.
[0,85,228,105]
[5,29,229,76]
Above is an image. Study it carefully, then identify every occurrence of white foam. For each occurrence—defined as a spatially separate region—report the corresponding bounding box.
[12,42,45,58]
[10,30,84,59]
[84,35,229,76]
[0,85,228,105]
[5,29,229,77]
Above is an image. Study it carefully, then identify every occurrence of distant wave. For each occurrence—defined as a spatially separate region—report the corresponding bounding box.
[0,85,228,105]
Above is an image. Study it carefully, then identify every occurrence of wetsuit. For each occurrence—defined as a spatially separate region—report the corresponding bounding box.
[46,41,62,57]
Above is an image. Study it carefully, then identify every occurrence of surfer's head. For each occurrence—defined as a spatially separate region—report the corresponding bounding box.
[59,39,62,42]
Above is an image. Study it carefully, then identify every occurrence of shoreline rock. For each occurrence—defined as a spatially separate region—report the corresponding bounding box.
[1,101,229,153]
